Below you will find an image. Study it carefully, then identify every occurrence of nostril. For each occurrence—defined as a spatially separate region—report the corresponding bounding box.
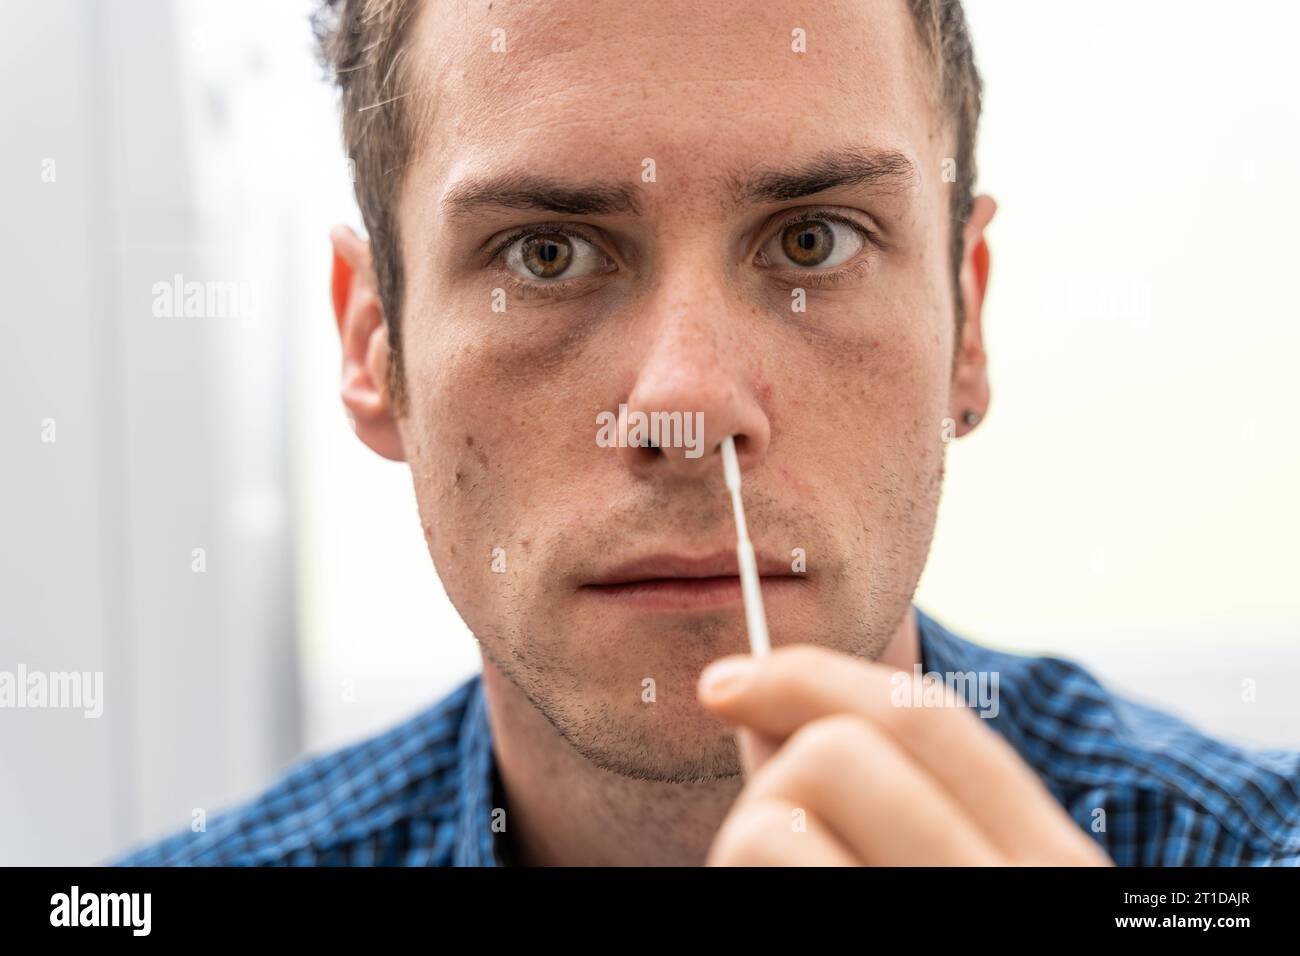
[724,434,752,458]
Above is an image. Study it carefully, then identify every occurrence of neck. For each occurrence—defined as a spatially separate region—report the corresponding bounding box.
[480,606,921,866]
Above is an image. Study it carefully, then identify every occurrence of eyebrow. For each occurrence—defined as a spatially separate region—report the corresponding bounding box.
[441,173,644,221]
[733,146,919,205]
[439,146,918,222]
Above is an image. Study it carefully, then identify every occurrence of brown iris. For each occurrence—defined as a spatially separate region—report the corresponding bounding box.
[780,220,834,267]
[521,233,573,278]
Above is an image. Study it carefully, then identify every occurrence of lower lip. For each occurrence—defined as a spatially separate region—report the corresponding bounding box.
[579,576,801,611]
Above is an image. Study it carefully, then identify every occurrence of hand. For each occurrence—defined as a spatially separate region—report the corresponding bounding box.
[696,644,1113,866]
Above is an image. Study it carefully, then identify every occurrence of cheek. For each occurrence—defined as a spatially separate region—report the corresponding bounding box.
[399,323,583,564]
[791,310,950,467]
[399,335,514,562]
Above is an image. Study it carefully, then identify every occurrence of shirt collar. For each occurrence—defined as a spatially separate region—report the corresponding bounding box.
[916,604,974,676]
[451,674,503,866]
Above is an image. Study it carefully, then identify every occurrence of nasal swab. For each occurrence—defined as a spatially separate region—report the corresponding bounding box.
[721,435,770,657]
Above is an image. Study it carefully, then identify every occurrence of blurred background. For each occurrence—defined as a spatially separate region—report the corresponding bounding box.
[1,0,1297,865]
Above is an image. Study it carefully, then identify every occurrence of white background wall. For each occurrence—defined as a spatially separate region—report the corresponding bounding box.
[1,0,308,865]
[1,0,1297,865]
[918,0,1300,748]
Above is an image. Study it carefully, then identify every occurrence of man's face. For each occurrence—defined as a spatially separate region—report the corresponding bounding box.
[386,0,977,781]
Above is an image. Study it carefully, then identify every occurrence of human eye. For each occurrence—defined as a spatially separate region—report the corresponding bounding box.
[754,209,879,283]
[489,225,615,296]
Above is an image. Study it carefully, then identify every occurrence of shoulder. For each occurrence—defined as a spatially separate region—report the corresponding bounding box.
[916,608,1300,866]
[109,675,482,866]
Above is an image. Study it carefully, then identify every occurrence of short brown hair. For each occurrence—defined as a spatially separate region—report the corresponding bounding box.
[313,0,982,403]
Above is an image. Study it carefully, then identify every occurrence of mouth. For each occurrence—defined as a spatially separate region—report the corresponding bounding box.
[579,550,804,611]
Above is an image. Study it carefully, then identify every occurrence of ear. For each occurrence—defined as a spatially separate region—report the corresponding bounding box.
[949,194,997,438]
[330,224,405,461]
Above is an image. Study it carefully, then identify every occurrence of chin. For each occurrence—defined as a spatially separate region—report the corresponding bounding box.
[543,678,745,783]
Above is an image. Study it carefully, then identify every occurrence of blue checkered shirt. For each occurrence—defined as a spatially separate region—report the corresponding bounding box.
[111,607,1300,866]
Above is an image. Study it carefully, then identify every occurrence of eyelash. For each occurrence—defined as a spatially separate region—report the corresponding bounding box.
[761,209,881,286]
[485,210,880,296]
[486,223,593,262]
[486,224,608,300]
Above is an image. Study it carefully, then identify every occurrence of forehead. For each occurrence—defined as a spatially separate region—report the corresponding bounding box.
[404,0,943,200]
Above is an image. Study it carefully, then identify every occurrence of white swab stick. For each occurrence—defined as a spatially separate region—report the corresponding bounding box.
[721,435,770,657]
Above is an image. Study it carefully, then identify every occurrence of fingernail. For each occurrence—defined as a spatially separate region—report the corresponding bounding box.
[698,657,758,700]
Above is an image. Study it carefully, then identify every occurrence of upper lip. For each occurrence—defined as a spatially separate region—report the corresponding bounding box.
[583,550,797,586]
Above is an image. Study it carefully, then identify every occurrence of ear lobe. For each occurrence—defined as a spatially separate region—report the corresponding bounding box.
[348,321,406,461]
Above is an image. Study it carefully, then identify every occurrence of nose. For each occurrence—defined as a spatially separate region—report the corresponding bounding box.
[612,279,771,482]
